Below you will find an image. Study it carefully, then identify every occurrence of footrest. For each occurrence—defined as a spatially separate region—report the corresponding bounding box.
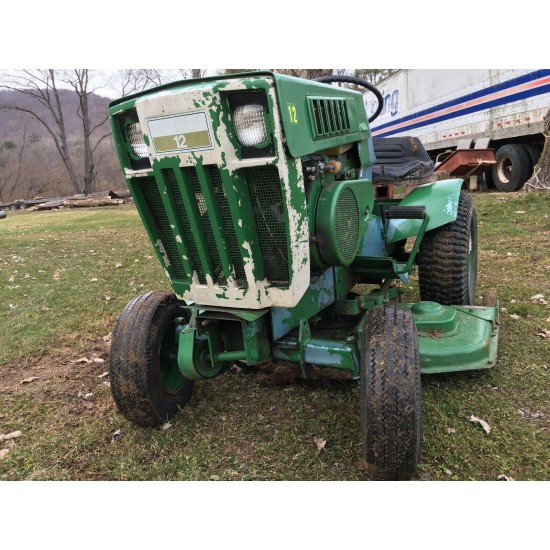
[385,206,426,219]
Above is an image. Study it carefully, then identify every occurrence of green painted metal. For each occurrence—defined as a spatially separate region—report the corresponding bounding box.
[108,71,499,383]
[159,319,187,394]
[177,328,227,381]
[385,179,462,244]
[273,74,372,160]
[407,302,499,373]
[216,350,247,362]
[315,180,369,267]
[242,317,271,364]
[194,157,233,282]
[271,268,335,341]
[177,327,198,380]
[272,335,359,372]
[272,302,499,376]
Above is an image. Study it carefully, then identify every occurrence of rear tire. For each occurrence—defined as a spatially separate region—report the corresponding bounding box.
[492,144,531,191]
[360,305,422,481]
[521,143,542,171]
[110,291,194,426]
[418,192,477,305]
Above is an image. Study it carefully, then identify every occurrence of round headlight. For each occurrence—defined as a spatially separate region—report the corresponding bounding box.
[233,104,268,147]
[127,122,148,158]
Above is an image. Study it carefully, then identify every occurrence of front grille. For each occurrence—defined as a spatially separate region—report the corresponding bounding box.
[244,166,289,286]
[335,188,359,263]
[308,97,351,139]
[208,166,248,288]
[135,165,290,291]
[140,178,188,279]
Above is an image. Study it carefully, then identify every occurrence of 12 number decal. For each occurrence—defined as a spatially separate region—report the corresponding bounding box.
[287,103,298,124]
[172,134,187,149]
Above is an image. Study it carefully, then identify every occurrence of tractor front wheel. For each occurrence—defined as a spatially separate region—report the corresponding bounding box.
[109,291,194,426]
[360,305,422,480]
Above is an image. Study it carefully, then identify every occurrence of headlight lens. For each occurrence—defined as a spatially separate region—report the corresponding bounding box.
[233,104,268,146]
[127,122,148,158]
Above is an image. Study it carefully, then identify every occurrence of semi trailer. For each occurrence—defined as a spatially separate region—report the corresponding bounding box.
[368,69,550,191]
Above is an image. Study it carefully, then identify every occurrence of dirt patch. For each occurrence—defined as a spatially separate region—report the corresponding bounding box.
[0,337,114,423]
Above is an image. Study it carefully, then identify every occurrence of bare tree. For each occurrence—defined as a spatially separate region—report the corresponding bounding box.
[0,70,81,193]
[355,69,398,84]
[523,108,550,192]
[119,69,166,95]
[61,70,112,194]
[1,69,114,196]
[273,69,333,80]
[119,69,206,96]
[0,144,17,202]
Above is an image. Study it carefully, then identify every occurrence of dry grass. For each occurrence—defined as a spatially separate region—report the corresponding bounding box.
[0,192,549,480]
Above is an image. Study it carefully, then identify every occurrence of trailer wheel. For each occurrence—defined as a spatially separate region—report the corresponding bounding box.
[110,291,194,427]
[418,192,477,305]
[492,144,531,191]
[360,305,422,480]
[522,143,542,171]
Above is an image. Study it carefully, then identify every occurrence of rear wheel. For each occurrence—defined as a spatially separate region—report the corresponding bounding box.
[492,144,531,191]
[360,305,422,480]
[418,192,477,305]
[522,143,542,171]
[109,291,194,426]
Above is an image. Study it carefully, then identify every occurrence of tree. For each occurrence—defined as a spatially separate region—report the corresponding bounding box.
[354,69,398,84]
[0,69,111,195]
[61,70,112,194]
[0,124,64,201]
[273,69,333,80]
[523,108,550,192]
[0,70,81,194]
[119,69,206,96]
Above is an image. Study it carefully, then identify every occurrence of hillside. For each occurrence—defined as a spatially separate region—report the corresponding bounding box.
[0,88,111,141]
[0,88,121,200]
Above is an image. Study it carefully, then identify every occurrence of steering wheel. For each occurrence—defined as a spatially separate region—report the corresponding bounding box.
[313,75,384,123]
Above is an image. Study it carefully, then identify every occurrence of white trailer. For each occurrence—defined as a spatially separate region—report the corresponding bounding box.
[368,69,550,191]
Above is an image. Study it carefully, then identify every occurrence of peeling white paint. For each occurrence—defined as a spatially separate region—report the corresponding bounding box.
[133,77,310,309]
[445,195,454,216]
[155,239,171,268]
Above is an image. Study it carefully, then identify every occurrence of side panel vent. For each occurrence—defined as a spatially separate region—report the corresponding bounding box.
[308,97,351,139]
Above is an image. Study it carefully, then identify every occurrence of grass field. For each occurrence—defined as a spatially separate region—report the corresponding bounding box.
[0,192,548,481]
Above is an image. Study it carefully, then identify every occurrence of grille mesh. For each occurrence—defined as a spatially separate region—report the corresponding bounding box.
[138,165,290,290]
[208,166,248,288]
[165,169,207,284]
[140,178,188,280]
[335,188,359,263]
[244,166,289,286]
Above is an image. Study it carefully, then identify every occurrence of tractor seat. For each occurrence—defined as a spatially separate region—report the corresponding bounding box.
[372,137,434,183]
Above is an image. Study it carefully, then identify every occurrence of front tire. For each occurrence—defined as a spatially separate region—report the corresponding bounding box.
[418,192,477,305]
[360,305,422,480]
[110,291,194,426]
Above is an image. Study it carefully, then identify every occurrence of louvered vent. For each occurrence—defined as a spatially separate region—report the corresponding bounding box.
[308,97,351,139]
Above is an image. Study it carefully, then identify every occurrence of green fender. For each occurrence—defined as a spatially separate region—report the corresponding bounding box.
[386,179,463,244]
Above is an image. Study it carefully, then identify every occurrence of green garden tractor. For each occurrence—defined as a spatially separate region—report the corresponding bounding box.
[108,72,499,480]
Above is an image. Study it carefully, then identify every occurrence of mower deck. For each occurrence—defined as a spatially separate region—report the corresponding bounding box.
[271,301,499,376]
